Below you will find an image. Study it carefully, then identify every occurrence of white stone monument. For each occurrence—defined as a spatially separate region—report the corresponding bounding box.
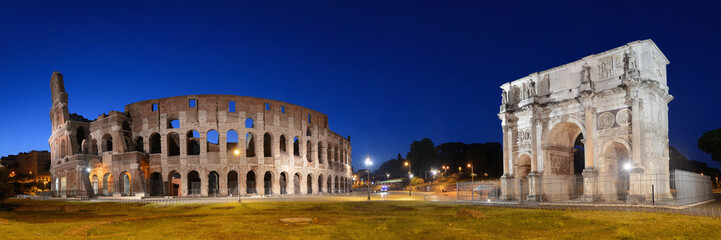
[499,40,673,203]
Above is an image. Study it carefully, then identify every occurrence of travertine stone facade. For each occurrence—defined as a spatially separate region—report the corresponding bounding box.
[499,40,673,203]
[49,73,352,197]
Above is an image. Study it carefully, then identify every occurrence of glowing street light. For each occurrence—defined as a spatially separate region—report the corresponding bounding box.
[623,162,633,171]
[386,173,390,181]
[233,149,240,156]
[467,164,474,182]
[405,161,412,196]
[365,158,372,201]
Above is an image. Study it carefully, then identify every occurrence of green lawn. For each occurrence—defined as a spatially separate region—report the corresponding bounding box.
[1,199,720,239]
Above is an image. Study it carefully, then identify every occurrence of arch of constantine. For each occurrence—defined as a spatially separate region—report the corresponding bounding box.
[499,40,673,203]
[49,72,352,197]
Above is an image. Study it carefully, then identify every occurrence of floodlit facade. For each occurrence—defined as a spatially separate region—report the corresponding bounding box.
[49,72,352,197]
[499,40,673,203]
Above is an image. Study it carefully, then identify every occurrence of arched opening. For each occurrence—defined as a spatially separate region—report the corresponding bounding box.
[135,137,144,153]
[246,171,256,194]
[335,176,339,193]
[120,172,131,196]
[293,173,301,194]
[327,146,333,162]
[122,121,131,131]
[293,137,300,156]
[150,172,163,196]
[327,177,332,193]
[280,172,288,195]
[227,130,239,155]
[544,122,584,201]
[187,130,200,155]
[603,142,631,201]
[245,118,254,128]
[103,173,113,196]
[102,134,113,153]
[60,140,67,157]
[208,171,219,196]
[207,130,219,153]
[76,127,87,154]
[306,127,312,136]
[227,171,238,196]
[169,172,181,196]
[279,135,287,153]
[263,133,272,157]
[264,171,273,195]
[318,175,324,193]
[150,133,161,154]
[91,175,99,195]
[168,119,179,129]
[306,141,312,162]
[246,133,255,157]
[306,174,313,194]
[167,132,180,156]
[187,171,201,196]
[317,141,323,163]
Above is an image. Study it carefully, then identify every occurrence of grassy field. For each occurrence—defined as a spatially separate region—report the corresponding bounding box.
[1,199,721,239]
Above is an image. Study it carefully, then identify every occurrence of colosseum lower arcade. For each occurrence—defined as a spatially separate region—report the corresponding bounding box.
[48,72,353,197]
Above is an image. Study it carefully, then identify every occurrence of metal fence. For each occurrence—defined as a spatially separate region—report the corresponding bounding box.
[458,170,713,207]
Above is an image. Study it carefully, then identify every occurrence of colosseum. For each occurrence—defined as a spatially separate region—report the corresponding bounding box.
[48,72,353,197]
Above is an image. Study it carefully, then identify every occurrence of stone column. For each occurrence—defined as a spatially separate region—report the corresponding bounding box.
[580,94,599,202]
[130,163,145,197]
[300,174,307,195]
[180,171,188,197]
[200,170,208,197]
[219,173,227,196]
[238,171,246,196]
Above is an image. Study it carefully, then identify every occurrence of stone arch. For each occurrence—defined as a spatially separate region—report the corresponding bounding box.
[293,137,300,156]
[75,126,88,154]
[91,175,99,195]
[280,172,288,195]
[516,154,532,178]
[168,118,179,129]
[246,132,255,157]
[134,136,144,153]
[187,130,200,155]
[245,118,254,128]
[207,130,220,153]
[246,170,257,194]
[208,171,220,196]
[227,130,239,155]
[317,174,324,193]
[544,121,584,176]
[293,173,301,194]
[279,135,287,153]
[187,171,201,196]
[263,132,272,157]
[119,171,131,195]
[227,171,239,196]
[263,171,273,195]
[149,172,163,196]
[122,120,131,131]
[168,171,181,196]
[167,132,180,156]
[149,133,161,154]
[59,139,67,157]
[306,140,312,162]
[306,174,313,194]
[334,176,339,193]
[103,173,113,195]
[600,140,631,201]
[101,134,113,153]
[317,141,323,163]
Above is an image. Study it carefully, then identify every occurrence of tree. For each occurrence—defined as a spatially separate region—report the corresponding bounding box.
[405,138,439,179]
[698,128,721,164]
[0,166,14,203]
[410,177,424,186]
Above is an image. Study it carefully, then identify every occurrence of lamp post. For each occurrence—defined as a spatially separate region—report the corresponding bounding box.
[365,158,372,201]
[467,164,474,182]
[405,161,412,196]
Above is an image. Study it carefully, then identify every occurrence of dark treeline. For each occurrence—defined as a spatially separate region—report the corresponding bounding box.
[376,138,503,180]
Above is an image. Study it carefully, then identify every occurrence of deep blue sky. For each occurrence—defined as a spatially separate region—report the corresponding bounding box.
[1,1,720,171]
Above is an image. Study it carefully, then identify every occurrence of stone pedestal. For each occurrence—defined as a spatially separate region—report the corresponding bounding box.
[500,174,514,200]
[581,168,599,202]
[526,172,542,202]
[626,166,646,204]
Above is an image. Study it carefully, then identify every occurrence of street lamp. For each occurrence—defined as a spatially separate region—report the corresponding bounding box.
[386,173,390,181]
[405,161,412,196]
[365,158,372,201]
[467,164,474,182]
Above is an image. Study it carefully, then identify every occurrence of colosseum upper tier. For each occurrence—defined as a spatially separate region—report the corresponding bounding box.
[48,72,353,197]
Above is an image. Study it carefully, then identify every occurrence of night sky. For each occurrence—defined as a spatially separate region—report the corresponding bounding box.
[1,1,720,171]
